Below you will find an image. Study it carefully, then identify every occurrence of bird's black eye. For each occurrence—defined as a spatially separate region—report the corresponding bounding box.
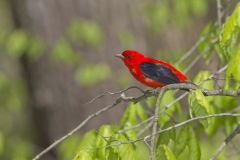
[126,55,132,59]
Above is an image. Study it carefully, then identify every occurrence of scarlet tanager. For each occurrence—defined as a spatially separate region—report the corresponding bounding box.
[116,50,190,88]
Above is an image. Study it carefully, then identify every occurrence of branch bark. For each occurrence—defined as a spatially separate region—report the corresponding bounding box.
[150,88,167,160]
[210,124,240,160]
[89,113,240,149]
[32,83,240,160]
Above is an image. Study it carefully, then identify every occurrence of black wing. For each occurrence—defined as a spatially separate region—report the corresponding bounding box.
[139,62,180,84]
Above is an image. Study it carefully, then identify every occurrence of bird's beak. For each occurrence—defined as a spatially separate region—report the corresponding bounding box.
[115,54,124,60]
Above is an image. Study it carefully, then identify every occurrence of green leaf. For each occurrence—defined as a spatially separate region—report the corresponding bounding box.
[174,0,191,27]
[121,102,147,128]
[78,131,97,149]
[193,72,219,136]
[135,102,148,121]
[156,129,176,147]
[96,125,113,159]
[175,126,189,157]
[120,102,138,126]
[117,30,134,48]
[58,135,81,160]
[155,129,176,160]
[68,20,103,48]
[27,36,44,60]
[6,30,29,56]
[115,134,137,160]
[146,96,157,108]
[52,39,80,65]
[135,142,149,160]
[73,150,93,160]
[7,137,32,160]
[224,117,238,135]
[188,127,201,160]
[213,96,237,110]
[144,2,169,33]
[226,48,240,88]
[75,63,111,87]
[156,146,167,160]
[107,147,120,160]
[190,0,208,16]
[72,131,97,160]
[193,71,214,89]
[193,71,214,102]
[163,145,177,160]
[219,3,240,61]
[188,90,212,128]
[198,23,217,61]
[120,102,141,140]
[220,3,240,46]
[176,126,201,160]
[158,91,180,127]
[177,146,189,160]
[211,96,238,134]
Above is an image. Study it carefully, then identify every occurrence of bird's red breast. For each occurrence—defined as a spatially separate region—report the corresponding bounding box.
[116,50,189,88]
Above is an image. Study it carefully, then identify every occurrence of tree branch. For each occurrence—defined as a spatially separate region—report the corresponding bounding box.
[175,36,205,66]
[89,113,240,150]
[118,116,154,134]
[85,86,146,104]
[32,93,147,160]
[150,87,167,160]
[32,82,240,160]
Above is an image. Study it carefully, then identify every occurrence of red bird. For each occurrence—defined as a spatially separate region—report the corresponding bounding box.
[116,50,190,88]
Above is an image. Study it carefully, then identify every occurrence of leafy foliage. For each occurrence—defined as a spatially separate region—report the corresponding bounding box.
[198,23,218,62]
[219,3,240,61]
[144,0,208,33]
[225,48,240,88]
[6,30,29,56]
[75,63,111,86]
[70,1,240,160]
[1,1,240,160]
[69,3,240,159]
[67,20,103,48]
[52,39,80,65]
[188,89,215,131]
[158,91,180,127]
[117,30,134,48]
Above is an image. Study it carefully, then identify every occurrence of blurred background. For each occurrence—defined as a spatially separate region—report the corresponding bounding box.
[0,0,238,159]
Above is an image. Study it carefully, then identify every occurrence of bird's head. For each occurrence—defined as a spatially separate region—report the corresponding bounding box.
[115,50,145,65]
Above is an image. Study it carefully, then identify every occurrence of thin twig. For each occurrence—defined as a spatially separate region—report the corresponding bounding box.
[85,86,145,104]
[138,119,154,137]
[90,113,240,149]
[32,75,239,160]
[32,103,119,160]
[183,54,201,74]
[144,136,152,154]
[163,64,228,113]
[175,36,205,66]
[32,93,147,160]
[210,124,240,160]
[165,92,188,110]
[118,116,154,134]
